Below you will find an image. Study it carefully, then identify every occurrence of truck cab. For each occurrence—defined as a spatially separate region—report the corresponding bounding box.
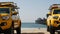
[0,2,21,34]
[47,4,60,34]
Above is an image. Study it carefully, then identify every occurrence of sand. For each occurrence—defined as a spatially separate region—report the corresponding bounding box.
[21,33,44,34]
[13,28,60,34]
[21,28,50,34]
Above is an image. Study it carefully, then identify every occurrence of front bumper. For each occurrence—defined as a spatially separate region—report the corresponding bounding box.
[53,25,60,30]
[0,27,11,33]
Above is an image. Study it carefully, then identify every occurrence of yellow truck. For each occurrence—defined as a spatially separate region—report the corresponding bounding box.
[0,2,21,34]
[47,4,60,34]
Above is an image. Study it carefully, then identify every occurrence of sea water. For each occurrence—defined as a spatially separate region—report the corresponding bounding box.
[21,22,47,28]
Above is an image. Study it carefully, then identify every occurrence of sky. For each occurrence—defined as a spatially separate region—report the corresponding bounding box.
[0,0,60,22]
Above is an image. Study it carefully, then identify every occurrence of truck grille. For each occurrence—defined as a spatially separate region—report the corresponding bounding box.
[54,21,59,24]
[0,22,6,26]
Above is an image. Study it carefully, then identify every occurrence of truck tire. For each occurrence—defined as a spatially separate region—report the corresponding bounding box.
[4,28,14,34]
[50,30,55,34]
[49,26,55,34]
[16,27,21,34]
[47,26,49,32]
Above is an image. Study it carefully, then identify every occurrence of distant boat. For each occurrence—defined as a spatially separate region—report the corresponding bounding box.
[35,18,47,25]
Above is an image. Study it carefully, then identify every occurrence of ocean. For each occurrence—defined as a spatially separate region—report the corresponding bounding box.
[21,22,47,28]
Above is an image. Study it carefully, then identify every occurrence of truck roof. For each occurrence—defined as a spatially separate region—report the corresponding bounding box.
[49,4,60,10]
[0,2,13,4]
[0,2,14,5]
[0,2,17,7]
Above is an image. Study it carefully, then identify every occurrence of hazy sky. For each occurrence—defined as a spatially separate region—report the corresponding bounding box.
[0,0,60,22]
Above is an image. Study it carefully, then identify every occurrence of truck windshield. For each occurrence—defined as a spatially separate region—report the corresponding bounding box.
[53,10,60,14]
[0,8,10,13]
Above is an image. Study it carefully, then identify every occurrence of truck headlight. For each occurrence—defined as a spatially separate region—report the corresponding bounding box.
[53,16,58,19]
[12,15,18,20]
[2,16,9,20]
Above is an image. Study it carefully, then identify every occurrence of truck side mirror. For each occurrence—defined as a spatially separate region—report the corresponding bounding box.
[12,11,18,15]
[46,14,51,18]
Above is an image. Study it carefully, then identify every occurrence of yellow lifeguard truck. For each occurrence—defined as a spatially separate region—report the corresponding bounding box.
[47,4,60,34]
[0,2,21,34]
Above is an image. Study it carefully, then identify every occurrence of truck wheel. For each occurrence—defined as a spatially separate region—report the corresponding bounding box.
[4,28,11,34]
[47,26,49,32]
[4,28,14,34]
[50,30,55,34]
[16,27,21,34]
[49,26,55,34]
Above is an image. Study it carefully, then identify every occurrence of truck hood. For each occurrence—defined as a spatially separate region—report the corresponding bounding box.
[0,13,9,16]
[53,14,60,17]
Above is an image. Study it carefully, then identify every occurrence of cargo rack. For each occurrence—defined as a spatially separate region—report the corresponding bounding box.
[49,4,60,10]
[0,2,18,8]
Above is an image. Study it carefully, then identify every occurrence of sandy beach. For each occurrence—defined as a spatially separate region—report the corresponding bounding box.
[13,28,60,34]
[21,28,50,34]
